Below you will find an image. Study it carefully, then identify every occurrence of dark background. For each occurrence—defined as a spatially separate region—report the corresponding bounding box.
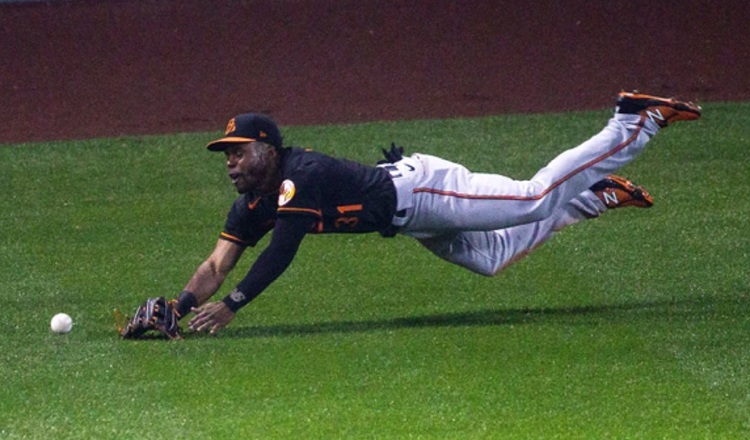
[2,0,748,144]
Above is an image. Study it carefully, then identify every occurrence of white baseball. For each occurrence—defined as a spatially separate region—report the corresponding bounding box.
[50,313,73,334]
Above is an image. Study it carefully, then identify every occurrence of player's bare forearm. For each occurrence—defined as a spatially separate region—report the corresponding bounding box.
[189,217,309,334]
[184,260,226,304]
[184,239,245,306]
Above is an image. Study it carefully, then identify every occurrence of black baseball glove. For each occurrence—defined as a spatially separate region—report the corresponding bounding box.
[377,142,405,164]
[118,296,182,340]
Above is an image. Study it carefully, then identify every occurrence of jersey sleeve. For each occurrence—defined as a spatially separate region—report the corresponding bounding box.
[276,157,323,219]
[221,195,276,247]
[221,215,313,312]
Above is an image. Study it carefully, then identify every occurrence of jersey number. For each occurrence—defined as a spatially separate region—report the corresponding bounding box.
[335,204,362,229]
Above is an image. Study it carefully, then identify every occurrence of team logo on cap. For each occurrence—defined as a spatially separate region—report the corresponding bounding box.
[278,179,296,206]
[225,118,236,135]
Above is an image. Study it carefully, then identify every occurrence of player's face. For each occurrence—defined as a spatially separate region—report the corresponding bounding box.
[224,142,279,194]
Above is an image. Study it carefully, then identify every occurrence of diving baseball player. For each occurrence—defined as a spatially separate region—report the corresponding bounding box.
[119,91,700,339]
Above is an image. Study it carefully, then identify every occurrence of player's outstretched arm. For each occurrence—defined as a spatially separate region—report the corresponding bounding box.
[189,215,312,334]
[119,240,245,340]
[173,239,245,314]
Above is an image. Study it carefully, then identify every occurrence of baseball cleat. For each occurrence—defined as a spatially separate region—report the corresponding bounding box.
[616,91,701,127]
[590,174,653,209]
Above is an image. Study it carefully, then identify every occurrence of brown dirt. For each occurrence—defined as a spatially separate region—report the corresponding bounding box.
[1,0,748,144]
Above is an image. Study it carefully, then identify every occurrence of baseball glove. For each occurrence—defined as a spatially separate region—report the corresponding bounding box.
[377,142,405,164]
[118,296,182,340]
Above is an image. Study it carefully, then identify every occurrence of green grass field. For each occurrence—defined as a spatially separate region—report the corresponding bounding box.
[1,103,748,439]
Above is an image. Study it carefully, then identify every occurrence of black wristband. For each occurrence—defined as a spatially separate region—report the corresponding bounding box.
[174,290,198,319]
[221,288,250,313]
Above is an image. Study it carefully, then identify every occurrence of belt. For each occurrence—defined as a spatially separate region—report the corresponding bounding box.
[378,156,421,234]
[378,156,420,211]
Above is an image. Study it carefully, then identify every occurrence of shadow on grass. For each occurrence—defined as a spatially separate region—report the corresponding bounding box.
[212,297,731,339]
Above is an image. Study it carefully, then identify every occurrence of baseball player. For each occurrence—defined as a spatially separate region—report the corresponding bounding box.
[120,91,700,338]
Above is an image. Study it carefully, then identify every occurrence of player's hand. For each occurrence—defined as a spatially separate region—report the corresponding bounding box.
[189,301,235,334]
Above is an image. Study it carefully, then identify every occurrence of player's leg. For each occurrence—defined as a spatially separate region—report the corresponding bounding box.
[403,117,647,233]
[399,92,698,235]
[416,192,601,276]
[417,176,652,276]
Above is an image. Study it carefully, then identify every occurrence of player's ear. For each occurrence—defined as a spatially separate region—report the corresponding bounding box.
[269,144,281,160]
[265,144,282,170]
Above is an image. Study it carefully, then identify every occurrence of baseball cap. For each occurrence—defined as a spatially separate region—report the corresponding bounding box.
[206,113,283,151]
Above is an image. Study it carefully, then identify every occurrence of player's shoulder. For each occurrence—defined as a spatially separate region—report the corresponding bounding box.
[281,146,332,177]
[281,146,379,184]
[284,146,326,165]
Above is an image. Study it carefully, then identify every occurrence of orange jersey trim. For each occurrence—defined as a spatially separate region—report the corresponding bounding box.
[220,232,249,246]
[277,207,323,217]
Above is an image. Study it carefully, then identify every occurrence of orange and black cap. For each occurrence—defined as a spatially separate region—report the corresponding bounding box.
[206,113,283,151]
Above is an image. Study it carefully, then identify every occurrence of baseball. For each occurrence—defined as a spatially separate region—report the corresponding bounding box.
[50,313,73,334]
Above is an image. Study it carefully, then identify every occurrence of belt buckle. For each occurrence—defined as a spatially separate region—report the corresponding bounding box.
[383,164,402,179]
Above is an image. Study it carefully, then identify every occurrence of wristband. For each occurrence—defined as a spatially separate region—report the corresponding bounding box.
[221,288,249,313]
[174,290,197,318]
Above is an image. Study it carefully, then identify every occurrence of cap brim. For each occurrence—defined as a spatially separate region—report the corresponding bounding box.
[205,137,258,151]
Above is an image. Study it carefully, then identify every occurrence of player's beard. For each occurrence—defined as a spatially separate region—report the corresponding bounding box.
[231,144,280,195]
[233,171,277,194]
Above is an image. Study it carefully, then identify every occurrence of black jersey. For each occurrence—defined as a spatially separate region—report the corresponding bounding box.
[220,147,397,247]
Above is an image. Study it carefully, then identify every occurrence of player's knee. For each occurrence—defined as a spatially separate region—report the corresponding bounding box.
[473,265,498,277]
[522,195,563,224]
[459,254,504,277]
